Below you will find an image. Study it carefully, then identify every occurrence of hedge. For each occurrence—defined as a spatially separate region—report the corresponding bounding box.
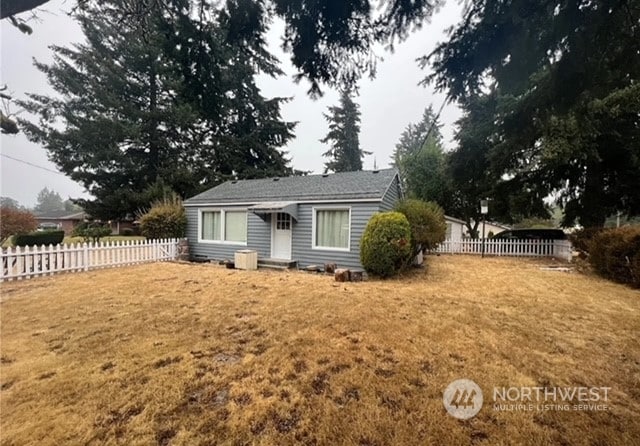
[588,227,640,288]
[13,230,65,247]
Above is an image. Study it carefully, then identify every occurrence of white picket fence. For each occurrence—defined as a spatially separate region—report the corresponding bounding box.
[1,238,181,282]
[435,238,573,261]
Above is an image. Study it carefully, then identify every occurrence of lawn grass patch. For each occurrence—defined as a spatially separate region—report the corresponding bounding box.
[1,256,639,445]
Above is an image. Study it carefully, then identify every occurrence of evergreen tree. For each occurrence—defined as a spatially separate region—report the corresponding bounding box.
[321,90,368,172]
[19,0,295,220]
[391,106,448,206]
[391,106,442,168]
[34,187,65,213]
[428,0,640,227]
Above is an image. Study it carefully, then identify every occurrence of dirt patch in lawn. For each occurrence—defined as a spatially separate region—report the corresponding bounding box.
[1,256,639,445]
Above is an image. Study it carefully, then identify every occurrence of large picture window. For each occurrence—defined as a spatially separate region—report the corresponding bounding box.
[314,208,350,250]
[200,209,247,244]
[225,211,247,243]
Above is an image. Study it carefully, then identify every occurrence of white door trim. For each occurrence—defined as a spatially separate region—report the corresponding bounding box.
[271,212,292,260]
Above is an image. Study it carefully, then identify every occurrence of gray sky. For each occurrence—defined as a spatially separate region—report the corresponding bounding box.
[0,0,463,208]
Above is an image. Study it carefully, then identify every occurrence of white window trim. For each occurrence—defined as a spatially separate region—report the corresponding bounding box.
[311,206,351,252]
[197,208,248,246]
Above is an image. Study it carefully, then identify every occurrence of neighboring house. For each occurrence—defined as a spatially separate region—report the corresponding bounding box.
[473,221,511,238]
[444,216,511,239]
[184,169,402,269]
[444,216,466,240]
[34,210,86,234]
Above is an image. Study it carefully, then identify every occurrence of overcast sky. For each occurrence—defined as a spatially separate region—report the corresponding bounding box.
[0,0,463,208]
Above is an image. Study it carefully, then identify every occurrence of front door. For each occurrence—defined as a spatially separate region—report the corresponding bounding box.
[272,212,292,259]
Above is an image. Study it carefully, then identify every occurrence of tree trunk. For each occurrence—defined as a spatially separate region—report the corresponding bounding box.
[148,55,159,181]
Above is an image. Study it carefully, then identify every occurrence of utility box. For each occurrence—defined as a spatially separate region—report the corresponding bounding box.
[234,250,258,270]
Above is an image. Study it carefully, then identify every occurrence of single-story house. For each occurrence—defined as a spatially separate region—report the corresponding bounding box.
[34,210,86,234]
[183,169,402,269]
[445,215,466,240]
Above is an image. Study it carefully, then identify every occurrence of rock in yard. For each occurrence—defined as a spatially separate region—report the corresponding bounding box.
[350,270,364,282]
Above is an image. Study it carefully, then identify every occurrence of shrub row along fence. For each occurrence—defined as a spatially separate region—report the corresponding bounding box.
[1,239,181,282]
[435,238,573,261]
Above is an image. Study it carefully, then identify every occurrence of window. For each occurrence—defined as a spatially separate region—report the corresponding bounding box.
[225,211,247,243]
[446,223,452,239]
[314,208,350,250]
[201,211,221,241]
[200,209,247,244]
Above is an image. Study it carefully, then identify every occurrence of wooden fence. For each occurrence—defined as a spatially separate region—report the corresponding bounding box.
[1,239,181,282]
[435,238,573,261]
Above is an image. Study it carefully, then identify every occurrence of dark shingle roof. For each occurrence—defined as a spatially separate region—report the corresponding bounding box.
[184,169,398,204]
[34,210,86,220]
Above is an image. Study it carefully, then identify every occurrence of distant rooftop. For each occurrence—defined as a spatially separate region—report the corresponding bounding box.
[184,169,399,204]
[34,210,86,220]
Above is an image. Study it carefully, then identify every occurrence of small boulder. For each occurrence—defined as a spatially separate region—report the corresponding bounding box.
[350,270,364,282]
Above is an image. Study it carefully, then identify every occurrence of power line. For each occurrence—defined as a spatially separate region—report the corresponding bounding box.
[0,153,66,175]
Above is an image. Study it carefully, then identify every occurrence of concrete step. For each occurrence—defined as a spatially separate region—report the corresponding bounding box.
[258,258,298,270]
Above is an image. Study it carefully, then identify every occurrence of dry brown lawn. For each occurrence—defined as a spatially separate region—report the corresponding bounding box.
[1,256,639,446]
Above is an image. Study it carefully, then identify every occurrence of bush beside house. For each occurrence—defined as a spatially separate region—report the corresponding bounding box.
[394,199,446,255]
[138,196,187,239]
[360,212,412,278]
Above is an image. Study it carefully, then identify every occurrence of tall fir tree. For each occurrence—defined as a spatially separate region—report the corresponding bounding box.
[321,90,368,173]
[391,106,446,198]
[19,0,295,220]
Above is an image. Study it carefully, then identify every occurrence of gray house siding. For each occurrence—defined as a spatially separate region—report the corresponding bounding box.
[379,175,402,211]
[186,207,271,261]
[291,202,380,270]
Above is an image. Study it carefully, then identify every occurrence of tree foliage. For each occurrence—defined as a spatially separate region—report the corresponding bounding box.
[392,106,453,209]
[19,0,295,220]
[0,197,22,210]
[72,222,113,243]
[3,0,443,97]
[394,199,446,255]
[0,207,38,241]
[427,0,640,227]
[34,187,65,213]
[321,90,369,172]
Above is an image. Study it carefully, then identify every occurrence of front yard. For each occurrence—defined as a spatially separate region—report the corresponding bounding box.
[1,256,639,445]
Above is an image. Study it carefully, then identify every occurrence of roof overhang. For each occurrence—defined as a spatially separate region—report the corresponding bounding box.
[248,201,298,221]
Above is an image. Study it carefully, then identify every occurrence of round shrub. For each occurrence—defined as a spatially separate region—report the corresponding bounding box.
[120,228,135,236]
[72,222,112,242]
[360,212,412,278]
[139,196,186,239]
[394,199,446,254]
